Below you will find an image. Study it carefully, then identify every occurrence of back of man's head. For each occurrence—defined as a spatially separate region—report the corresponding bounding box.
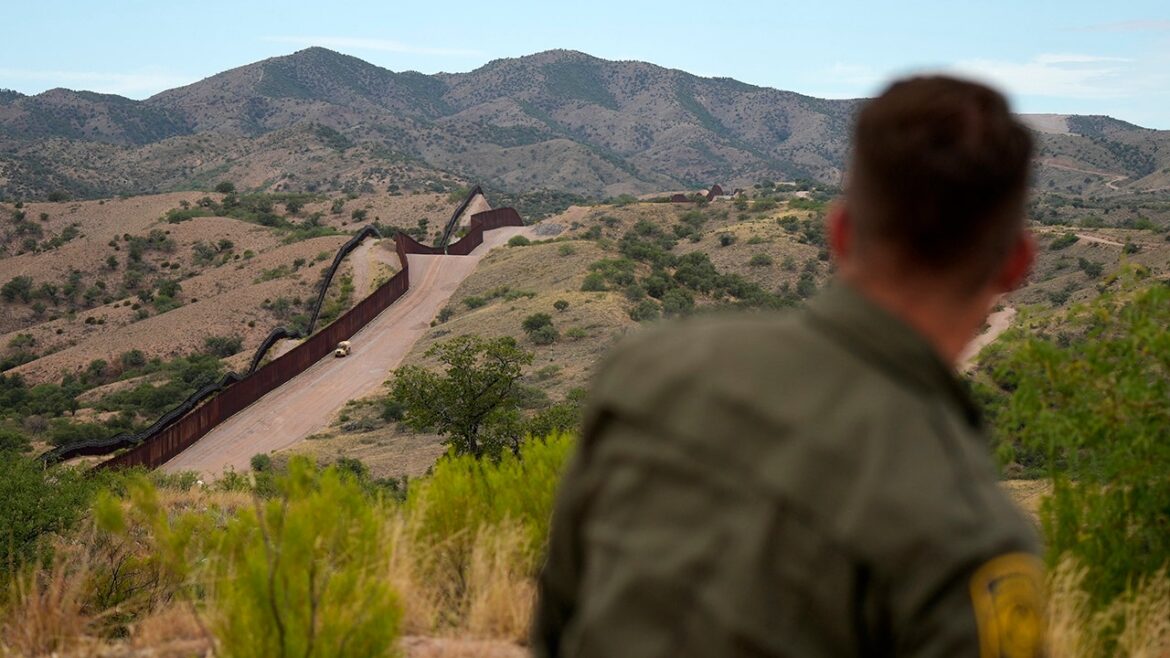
[847,76,1033,292]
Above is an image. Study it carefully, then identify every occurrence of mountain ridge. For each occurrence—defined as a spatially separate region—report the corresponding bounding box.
[1,47,1168,200]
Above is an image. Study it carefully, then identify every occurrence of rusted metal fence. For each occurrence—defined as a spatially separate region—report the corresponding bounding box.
[89,199,523,471]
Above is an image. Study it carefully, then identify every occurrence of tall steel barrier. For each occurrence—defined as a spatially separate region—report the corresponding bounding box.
[78,191,524,472]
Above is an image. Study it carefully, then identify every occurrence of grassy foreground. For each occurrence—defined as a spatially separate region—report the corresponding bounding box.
[2,433,1167,657]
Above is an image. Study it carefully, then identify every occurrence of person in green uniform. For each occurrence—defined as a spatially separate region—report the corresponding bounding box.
[533,76,1046,657]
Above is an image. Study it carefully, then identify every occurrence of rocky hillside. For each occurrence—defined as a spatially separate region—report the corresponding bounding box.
[2,48,1170,200]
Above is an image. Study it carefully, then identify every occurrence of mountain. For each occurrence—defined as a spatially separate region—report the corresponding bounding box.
[1,48,1168,200]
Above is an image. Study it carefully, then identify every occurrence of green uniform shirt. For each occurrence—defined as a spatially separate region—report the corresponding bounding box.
[534,283,1045,658]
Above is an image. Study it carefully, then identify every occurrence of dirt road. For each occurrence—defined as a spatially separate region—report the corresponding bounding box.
[1040,159,1127,190]
[960,306,1016,372]
[162,226,535,477]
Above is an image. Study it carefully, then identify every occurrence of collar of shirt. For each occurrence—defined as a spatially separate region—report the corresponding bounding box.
[804,282,984,430]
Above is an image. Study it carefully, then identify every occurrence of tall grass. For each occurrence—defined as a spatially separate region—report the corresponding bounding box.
[7,430,1164,656]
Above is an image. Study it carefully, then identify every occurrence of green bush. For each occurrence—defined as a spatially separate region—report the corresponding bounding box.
[0,427,31,453]
[522,312,553,333]
[407,433,573,564]
[507,235,531,247]
[204,334,243,358]
[1049,232,1079,251]
[553,299,570,312]
[629,299,660,322]
[580,273,606,292]
[2,275,33,303]
[104,460,403,657]
[0,456,92,574]
[749,253,774,267]
[981,280,1170,605]
[529,325,559,345]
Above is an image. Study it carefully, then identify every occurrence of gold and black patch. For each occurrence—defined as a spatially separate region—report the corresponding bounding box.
[970,553,1046,658]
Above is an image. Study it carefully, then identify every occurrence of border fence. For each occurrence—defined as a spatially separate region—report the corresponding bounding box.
[41,188,523,471]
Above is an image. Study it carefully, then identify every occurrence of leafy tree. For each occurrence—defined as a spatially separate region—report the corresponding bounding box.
[389,335,533,458]
[214,181,236,194]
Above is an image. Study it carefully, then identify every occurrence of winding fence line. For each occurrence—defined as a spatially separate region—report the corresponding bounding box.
[42,189,522,471]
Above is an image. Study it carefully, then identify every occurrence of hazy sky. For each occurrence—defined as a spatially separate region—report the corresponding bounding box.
[3,1,1169,128]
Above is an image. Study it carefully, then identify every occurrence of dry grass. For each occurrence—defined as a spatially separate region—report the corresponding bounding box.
[1,544,97,657]
[466,524,536,643]
[1048,558,1170,657]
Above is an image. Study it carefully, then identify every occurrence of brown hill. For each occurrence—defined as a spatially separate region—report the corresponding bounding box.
[6,48,1168,201]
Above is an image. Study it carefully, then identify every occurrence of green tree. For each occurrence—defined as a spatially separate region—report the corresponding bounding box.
[214,181,235,194]
[389,335,533,458]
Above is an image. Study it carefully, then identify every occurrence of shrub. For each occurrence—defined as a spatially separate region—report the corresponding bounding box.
[249,453,273,472]
[125,460,403,657]
[581,273,606,292]
[0,427,31,453]
[529,325,559,345]
[1049,232,1079,251]
[982,280,1170,606]
[749,253,774,267]
[1078,258,1104,278]
[558,243,576,256]
[553,299,570,312]
[463,295,487,309]
[629,299,660,322]
[214,181,235,194]
[0,456,92,573]
[507,235,531,247]
[2,275,34,303]
[718,233,736,247]
[522,313,553,334]
[565,327,587,341]
[407,432,574,566]
[661,288,695,317]
[119,349,147,369]
[203,335,243,358]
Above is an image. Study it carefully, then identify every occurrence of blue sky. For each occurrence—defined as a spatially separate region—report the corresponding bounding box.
[3,1,1169,128]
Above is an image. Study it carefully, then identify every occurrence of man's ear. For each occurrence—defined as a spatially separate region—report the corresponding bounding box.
[994,231,1035,293]
[828,202,852,264]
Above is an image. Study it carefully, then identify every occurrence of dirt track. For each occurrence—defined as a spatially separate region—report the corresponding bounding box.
[960,306,1016,372]
[162,226,534,477]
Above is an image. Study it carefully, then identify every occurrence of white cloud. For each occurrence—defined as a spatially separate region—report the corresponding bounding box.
[0,68,194,97]
[262,36,483,57]
[947,53,1134,99]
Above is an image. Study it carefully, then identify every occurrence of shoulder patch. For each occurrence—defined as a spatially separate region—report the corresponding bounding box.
[970,553,1046,658]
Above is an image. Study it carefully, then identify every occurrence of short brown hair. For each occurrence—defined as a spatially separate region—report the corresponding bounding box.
[847,76,1033,289]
